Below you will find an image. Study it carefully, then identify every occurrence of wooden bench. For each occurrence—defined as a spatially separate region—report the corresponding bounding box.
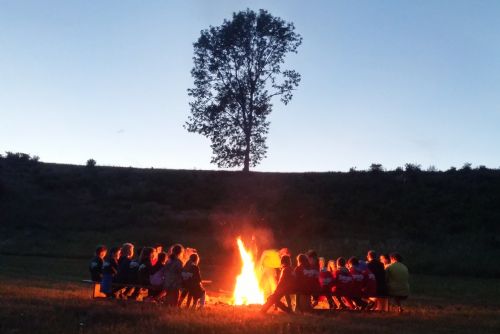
[81,279,212,299]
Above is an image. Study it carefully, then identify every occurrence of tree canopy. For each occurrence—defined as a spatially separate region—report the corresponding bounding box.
[186,9,302,172]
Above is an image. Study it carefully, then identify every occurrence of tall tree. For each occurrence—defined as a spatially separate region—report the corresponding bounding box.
[186,9,302,172]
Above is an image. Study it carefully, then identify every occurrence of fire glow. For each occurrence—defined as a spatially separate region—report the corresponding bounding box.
[233,238,265,305]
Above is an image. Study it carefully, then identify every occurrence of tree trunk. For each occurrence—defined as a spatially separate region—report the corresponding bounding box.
[243,158,250,172]
[243,132,251,172]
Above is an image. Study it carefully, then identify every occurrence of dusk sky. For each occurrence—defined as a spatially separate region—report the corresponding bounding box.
[1,0,499,172]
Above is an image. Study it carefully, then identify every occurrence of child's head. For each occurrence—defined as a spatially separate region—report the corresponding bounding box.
[95,245,107,259]
[389,252,402,263]
[154,243,163,254]
[347,257,359,269]
[189,253,199,265]
[306,249,318,262]
[297,253,309,266]
[327,260,336,272]
[121,243,134,259]
[367,250,377,261]
[139,247,155,264]
[336,257,346,268]
[279,248,291,258]
[109,247,121,260]
[158,252,168,265]
[170,244,184,259]
[380,254,390,265]
[281,255,291,268]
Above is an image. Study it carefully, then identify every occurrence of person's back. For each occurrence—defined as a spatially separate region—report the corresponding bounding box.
[101,247,121,297]
[294,253,312,312]
[149,262,165,287]
[261,255,294,314]
[276,264,295,295]
[116,255,132,283]
[348,265,364,297]
[163,256,183,289]
[319,267,333,290]
[386,261,409,297]
[128,258,140,284]
[137,247,155,286]
[361,268,377,297]
[150,252,168,287]
[332,264,352,296]
[184,259,203,295]
[89,256,104,282]
[89,246,106,282]
[293,261,309,294]
[163,244,185,306]
[385,253,409,312]
[367,258,386,296]
[102,254,119,278]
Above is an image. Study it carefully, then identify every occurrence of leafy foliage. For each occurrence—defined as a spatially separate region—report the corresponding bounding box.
[86,159,96,168]
[3,151,39,164]
[186,9,302,171]
[369,163,384,172]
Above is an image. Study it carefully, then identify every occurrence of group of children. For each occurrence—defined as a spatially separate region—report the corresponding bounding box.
[89,243,410,313]
[261,249,410,313]
[89,243,206,308]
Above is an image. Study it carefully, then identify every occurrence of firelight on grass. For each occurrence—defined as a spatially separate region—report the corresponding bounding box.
[233,237,265,305]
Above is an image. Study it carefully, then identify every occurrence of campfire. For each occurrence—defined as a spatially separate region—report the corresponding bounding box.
[233,238,265,305]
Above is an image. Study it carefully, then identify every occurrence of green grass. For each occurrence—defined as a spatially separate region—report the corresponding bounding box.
[1,255,499,334]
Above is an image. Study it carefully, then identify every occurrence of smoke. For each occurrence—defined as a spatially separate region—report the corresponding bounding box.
[209,211,276,253]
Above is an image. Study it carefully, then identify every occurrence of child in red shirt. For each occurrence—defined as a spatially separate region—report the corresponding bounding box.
[332,257,355,309]
[318,257,335,309]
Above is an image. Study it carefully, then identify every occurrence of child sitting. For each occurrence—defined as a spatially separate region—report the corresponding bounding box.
[89,245,107,282]
[101,247,121,298]
[294,253,312,312]
[181,253,206,309]
[146,251,168,300]
[306,250,321,308]
[163,244,184,307]
[347,257,368,309]
[116,243,134,284]
[318,257,335,309]
[385,253,410,313]
[332,257,355,309]
[261,255,294,314]
[137,247,155,286]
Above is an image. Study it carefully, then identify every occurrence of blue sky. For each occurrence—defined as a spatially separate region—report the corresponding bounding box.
[1,0,499,171]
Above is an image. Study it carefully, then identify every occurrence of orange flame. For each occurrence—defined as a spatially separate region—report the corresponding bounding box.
[233,237,265,305]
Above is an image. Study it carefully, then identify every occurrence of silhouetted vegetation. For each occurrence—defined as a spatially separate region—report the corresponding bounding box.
[186,9,302,172]
[2,151,40,164]
[1,156,499,278]
[86,159,96,168]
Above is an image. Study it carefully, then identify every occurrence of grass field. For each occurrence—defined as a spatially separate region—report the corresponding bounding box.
[1,254,499,334]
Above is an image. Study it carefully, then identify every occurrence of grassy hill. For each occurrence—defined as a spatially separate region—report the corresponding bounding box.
[1,156,499,278]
